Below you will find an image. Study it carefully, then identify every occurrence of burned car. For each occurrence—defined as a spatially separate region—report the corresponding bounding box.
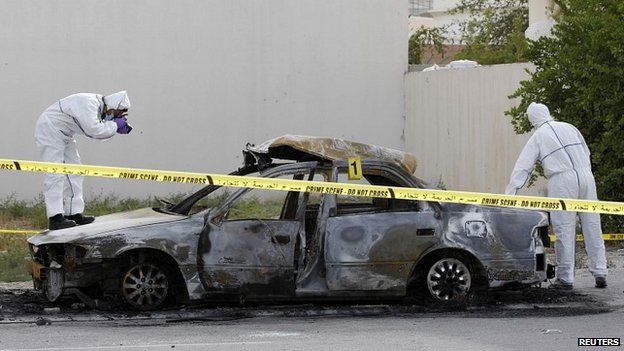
[27,135,552,310]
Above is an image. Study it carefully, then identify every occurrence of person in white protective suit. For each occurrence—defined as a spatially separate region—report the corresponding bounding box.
[35,91,132,230]
[505,102,607,289]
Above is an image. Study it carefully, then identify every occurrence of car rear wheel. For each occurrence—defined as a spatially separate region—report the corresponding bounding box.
[120,262,170,310]
[426,257,472,302]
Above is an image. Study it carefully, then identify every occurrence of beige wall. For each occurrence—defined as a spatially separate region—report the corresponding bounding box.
[405,63,547,196]
[0,0,407,200]
[529,0,555,24]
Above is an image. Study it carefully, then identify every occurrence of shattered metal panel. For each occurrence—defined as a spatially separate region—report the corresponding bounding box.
[442,204,546,260]
[28,208,187,246]
[325,263,411,292]
[179,266,205,300]
[484,259,547,287]
[295,194,333,295]
[78,216,204,265]
[324,212,439,291]
[248,135,418,174]
[199,220,298,296]
[440,203,548,285]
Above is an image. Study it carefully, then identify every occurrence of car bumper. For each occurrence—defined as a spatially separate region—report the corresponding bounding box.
[26,255,114,302]
[485,255,551,288]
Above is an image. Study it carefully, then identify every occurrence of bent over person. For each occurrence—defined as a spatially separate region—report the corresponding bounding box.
[505,102,607,289]
[35,91,132,230]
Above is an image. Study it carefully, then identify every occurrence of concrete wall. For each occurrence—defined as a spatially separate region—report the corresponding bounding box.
[529,0,555,24]
[0,0,407,201]
[405,63,547,196]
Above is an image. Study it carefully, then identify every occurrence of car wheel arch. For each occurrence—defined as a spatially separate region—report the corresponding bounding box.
[115,248,190,306]
[408,248,489,294]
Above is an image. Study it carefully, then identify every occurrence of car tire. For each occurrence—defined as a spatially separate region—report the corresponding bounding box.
[425,257,473,303]
[120,262,171,310]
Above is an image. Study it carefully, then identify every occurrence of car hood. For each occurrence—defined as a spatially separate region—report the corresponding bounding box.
[28,208,186,245]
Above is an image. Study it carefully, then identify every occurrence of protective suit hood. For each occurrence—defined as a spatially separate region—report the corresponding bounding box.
[103,91,131,110]
[527,102,553,127]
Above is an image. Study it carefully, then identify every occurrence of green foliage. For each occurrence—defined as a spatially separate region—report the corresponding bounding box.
[228,197,284,220]
[0,194,47,229]
[451,0,529,64]
[0,193,177,229]
[0,235,30,282]
[84,194,155,217]
[408,26,447,64]
[506,0,624,231]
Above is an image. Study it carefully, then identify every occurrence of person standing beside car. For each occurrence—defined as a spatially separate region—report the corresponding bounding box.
[505,102,607,290]
[35,91,133,230]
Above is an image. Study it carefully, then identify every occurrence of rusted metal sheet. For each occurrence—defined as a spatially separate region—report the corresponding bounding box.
[248,135,418,174]
[199,220,298,296]
[324,212,438,292]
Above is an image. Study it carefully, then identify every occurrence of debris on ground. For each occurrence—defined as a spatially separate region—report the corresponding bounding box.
[71,302,86,310]
[34,317,52,326]
[487,286,595,305]
[541,329,563,334]
[43,307,61,314]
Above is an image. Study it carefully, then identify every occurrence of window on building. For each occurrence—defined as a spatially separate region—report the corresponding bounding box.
[409,0,433,16]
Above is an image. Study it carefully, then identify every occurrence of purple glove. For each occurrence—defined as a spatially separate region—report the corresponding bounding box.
[114,117,132,134]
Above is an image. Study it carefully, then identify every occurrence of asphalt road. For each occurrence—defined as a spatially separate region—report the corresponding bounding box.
[0,268,622,351]
[0,309,623,351]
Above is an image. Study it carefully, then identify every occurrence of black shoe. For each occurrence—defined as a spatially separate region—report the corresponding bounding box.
[548,279,573,290]
[595,276,607,289]
[66,213,95,225]
[48,214,76,230]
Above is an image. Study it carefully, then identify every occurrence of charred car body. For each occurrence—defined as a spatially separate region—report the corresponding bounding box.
[27,135,553,310]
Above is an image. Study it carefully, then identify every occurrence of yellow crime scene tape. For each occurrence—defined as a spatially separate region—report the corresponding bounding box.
[548,234,624,242]
[0,229,39,235]
[3,158,624,215]
[2,158,624,240]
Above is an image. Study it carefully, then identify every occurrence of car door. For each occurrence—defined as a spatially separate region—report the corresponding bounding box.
[323,164,441,295]
[197,166,312,298]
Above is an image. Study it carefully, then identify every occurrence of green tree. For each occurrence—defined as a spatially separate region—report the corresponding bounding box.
[451,0,529,64]
[408,26,447,64]
[506,0,624,230]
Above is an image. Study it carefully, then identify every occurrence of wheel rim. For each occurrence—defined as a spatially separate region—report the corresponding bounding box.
[427,258,471,301]
[121,263,169,309]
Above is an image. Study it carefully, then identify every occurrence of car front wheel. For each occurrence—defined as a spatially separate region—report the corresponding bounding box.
[120,262,170,310]
[426,257,472,302]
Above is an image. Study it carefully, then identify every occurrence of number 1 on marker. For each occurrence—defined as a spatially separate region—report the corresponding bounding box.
[348,157,362,180]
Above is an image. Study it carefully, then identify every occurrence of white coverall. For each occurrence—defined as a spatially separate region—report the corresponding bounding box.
[505,102,607,284]
[34,92,129,218]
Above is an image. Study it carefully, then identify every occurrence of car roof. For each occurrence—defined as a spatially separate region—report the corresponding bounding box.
[246,134,417,174]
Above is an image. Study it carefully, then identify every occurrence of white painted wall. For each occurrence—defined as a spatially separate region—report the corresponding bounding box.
[405,63,547,196]
[0,0,407,201]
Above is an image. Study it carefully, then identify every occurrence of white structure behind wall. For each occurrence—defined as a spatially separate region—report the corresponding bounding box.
[408,0,469,41]
[526,0,556,40]
[405,63,547,196]
[0,0,407,200]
